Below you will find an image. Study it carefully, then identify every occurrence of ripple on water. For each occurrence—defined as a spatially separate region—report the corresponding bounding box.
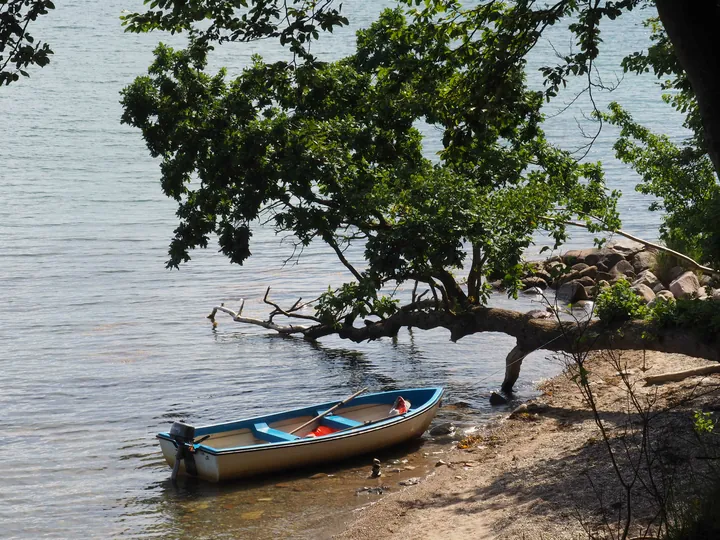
[0,0,685,537]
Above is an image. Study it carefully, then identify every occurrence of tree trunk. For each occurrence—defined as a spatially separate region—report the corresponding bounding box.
[212,303,720,392]
[656,0,720,178]
[467,244,482,303]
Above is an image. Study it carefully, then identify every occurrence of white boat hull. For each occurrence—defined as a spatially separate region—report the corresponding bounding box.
[159,389,442,482]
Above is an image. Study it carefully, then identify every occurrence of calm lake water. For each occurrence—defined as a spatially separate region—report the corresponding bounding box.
[0,1,686,538]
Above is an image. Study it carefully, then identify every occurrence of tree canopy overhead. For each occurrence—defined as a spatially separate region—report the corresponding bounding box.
[122,0,720,390]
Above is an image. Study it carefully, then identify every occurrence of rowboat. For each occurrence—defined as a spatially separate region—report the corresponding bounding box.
[157,387,444,482]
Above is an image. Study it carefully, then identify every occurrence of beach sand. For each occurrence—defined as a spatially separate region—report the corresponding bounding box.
[336,350,720,539]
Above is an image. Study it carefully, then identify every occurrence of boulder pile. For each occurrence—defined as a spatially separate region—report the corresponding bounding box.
[499,243,714,305]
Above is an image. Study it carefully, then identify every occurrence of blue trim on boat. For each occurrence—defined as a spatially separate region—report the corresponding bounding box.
[157,387,444,456]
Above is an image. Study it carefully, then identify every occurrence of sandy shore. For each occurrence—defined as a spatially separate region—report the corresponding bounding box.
[335,350,720,540]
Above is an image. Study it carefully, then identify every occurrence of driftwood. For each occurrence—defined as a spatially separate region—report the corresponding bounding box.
[644,365,720,386]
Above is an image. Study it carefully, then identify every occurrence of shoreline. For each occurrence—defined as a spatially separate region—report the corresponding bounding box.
[334,350,720,540]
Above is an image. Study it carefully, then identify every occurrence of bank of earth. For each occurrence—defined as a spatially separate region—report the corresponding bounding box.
[336,350,720,539]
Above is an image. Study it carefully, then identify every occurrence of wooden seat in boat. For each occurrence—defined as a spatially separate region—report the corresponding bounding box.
[321,414,363,430]
[251,422,300,443]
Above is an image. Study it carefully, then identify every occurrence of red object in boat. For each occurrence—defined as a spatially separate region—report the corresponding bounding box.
[306,425,339,438]
[389,396,411,415]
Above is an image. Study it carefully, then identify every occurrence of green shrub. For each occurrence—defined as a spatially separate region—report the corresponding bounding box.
[672,299,720,341]
[646,295,677,328]
[595,279,647,323]
[667,481,720,540]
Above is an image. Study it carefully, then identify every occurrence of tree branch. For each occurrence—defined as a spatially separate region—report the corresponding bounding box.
[542,216,720,276]
[207,304,312,334]
[262,286,322,323]
[324,234,364,282]
[210,300,720,371]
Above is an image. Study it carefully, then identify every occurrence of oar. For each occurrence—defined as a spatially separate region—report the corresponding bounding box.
[289,387,369,435]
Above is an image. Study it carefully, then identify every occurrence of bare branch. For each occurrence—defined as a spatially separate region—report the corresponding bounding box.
[207,304,311,334]
[262,286,322,323]
[541,215,720,276]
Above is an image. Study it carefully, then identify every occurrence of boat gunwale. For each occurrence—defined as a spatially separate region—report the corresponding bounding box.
[157,387,443,456]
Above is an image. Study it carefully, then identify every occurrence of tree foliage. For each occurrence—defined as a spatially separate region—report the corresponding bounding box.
[0,0,54,85]
[604,11,720,265]
[121,0,622,326]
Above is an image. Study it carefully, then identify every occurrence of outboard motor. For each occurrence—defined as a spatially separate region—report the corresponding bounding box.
[169,421,198,482]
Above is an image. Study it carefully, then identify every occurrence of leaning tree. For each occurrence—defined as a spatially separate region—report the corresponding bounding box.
[121,0,720,391]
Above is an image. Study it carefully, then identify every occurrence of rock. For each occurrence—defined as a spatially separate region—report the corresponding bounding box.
[571,262,590,272]
[555,270,579,286]
[576,275,596,288]
[668,266,686,283]
[522,277,547,290]
[656,290,675,302]
[357,486,390,495]
[522,286,544,295]
[435,460,448,467]
[596,261,610,272]
[597,280,610,288]
[699,286,708,300]
[669,271,700,299]
[531,269,552,283]
[652,283,666,294]
[607,238,646,254]
[527,401,550,413]
[526,309,552,319]
[582,250,603,266]
[510,403,529,417]
[573,300,595,311]
[562,249,596,265]
[700,275,713,287]
[586,249,625,269]
[510,401,548,419]
[399,478,421,486]
[596,271,614,282]
[578,265,599,280]
[489,391,508,405]
[632,283,656,304]
[610,259,636,278]
[545,261,567,283]
[713,289,720,302]
[557,280,590,302]
[489,279,504,290]
[430,422,457,436]
[633,270,661,290]
[371,458,382,478]
[631,250,657,273]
